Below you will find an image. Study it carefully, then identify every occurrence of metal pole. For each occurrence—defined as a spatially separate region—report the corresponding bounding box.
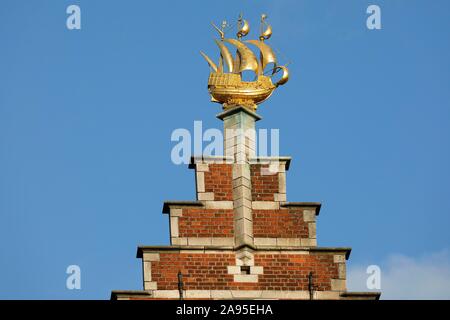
[308,272,314,300]
[177,271,184,300]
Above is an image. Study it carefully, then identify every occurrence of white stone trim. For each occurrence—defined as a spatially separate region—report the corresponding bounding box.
[254,237,317,247]
[253,238,277,246]
[153,290,180,299]
[276,238,301,246]
[185,290,211,299]
[145,290,342,300]
[142,253,160,262]
[303,210,316,222]
[197,192,214,201]
[143,281,157,290]
[308,222,316,239]
[233,274,258,283]
[278,171,286,194]
[171,237,235,246]
[211,237,235,246]
[211,290,233,299]
[169,216,179,238]
[196,171,205,193]
[232,164,251,181]
[170,208,183,217]
[333,254,346,263]
[252,201,280,210]
[235,248,255,266]
[142,261,152,284]
[234,197,252,209]
[204,201,234,209]
[274,193,287,202]
[235,206,252,220]
[338,263,346,280]
[232,177,251,189]
[196,163,210,172]
[250,266,264,275]
[331,279,346,291]
[171,237,187,245]
[227,266,241,275]
[300,238,317,247]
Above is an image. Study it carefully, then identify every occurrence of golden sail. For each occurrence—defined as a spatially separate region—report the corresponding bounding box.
[201,14,289,111]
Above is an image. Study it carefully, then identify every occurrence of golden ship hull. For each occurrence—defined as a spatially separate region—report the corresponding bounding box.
[208,72,275,110]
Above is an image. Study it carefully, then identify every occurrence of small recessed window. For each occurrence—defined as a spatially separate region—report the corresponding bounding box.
[240,266,251,275]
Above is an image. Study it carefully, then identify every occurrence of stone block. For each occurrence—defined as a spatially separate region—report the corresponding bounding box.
[196,163,209,172]
[308,222,316,239]
[333,254,346,263]
[211,290,233,299]
[278,172,286,193]
[235,206,252,220]
[188,237,212,245]
[331,279,346,291]
[144,281,157,290]
[250,266,264,275]
[233,197,252,209]
[227,266,241,275]
[338,263,346,279]
[211,237,234,246]
[170,217,179,237]
[252,201,279,210]
[143,261,152,282]
[171,237,188,245]
[198,192,214,201]
[274,193,287,202]
[170,208,183,217]
[303,210,316,222]
[204,201,233,209]
[232,176,251,189]
[142,253,160,262]
[277,238,301,246]
[185,290,211,299]
[300,238,317,247]
[233,274,258,283]
[153,290,180,299]
[196,172,205,193]
[254,237,277,246]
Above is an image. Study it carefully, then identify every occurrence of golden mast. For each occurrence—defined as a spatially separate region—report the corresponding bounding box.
[201,14,289,111]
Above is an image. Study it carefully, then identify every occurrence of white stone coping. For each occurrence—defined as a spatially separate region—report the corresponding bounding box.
[136,245,352,260]
[186,156,292,169]
[188,155,235,168]
[111,289,380,300]
[162,201,204,214]
[254,238,317,247]
[248,156,292,170]
[216,105,263,121]
[280,202,322,215]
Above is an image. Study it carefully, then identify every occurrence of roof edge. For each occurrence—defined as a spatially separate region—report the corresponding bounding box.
[280,202,322,215]
[162,201,204,214]
[136,245,351,259]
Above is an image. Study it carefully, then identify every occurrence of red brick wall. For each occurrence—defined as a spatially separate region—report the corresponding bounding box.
[253,208,310,238]
[204,164,233,201]
[178,208,234,237]
[255,253,338,291]
[251,164,279,201]
[150,252,338,291]
[151,253,235,290]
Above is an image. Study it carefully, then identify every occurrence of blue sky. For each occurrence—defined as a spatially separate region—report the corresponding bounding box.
[0,0,449,299]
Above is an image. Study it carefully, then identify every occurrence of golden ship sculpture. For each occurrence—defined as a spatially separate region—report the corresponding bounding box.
[201,14,289,111]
